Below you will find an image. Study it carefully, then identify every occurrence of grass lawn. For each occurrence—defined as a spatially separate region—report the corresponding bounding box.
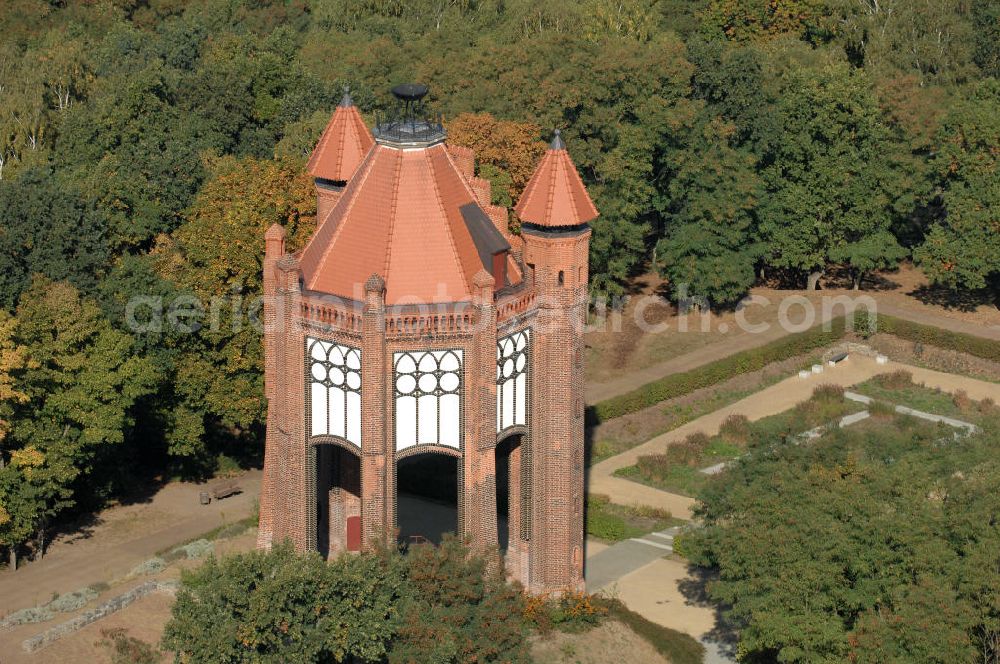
[584,494,683,542]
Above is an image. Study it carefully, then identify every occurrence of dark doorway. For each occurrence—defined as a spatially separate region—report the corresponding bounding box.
[396,453,458,545]
[495,435,523,553]
[315,444,361,559]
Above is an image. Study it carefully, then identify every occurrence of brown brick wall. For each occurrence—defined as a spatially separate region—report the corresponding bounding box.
[260,173,591,595]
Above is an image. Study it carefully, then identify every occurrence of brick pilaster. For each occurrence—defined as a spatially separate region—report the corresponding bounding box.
[464,271,499,552]
[360,274,390,548]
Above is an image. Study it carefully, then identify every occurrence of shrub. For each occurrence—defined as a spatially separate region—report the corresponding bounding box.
[869,400,896,420]
[591,316,848,422]
[664,432,711,468]
[214,521,251,540]
[49,587,98,613]
[171,539,213,560]
[626,503,673,520]
[87,581,111,594]
[719,414,751,445]
[853,310,878,339]
[390,535,529,664]
[130,557,165,576]
[952,389,973,413]
[586,508,628,541]
[636,453,672,479]
[812,384,845,403]
[524,590,607,634]
[2,606,54,626]
[163,543,406,664]
[98,628,161,664]
[874,369,914,390]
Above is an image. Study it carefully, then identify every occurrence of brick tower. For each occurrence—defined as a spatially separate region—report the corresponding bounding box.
[257,84,597,594]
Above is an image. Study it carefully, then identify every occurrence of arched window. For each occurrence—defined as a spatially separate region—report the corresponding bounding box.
[394,350,463,451]
[558,270,565,286]
[308,338,362,445]
[497,329,530,433]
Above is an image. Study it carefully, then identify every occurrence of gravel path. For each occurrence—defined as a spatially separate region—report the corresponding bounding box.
[0,471,261,617]
[586,295,1000,405]
[588,356,1000,519]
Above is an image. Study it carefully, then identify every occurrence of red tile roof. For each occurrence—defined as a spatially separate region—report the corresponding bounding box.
[515,131,598,228]
[300,142,517,304]
[306,92,374,183]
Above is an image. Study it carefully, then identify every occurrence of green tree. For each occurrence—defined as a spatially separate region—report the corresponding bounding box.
[972,0,1000,77]
[155,156,315,449]
[700,0,840,44]
[757,63,905,289]
[915,79,1000,300]
[4,277,157,556]
[54,64,217,250]
[163,544,407,663]
[840,0,978,86]
[684,408,1000,662]
[656,116,761,306]
[0,167,110,308]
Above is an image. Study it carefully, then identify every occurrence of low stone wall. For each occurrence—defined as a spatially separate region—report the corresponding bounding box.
[22,580,178,653]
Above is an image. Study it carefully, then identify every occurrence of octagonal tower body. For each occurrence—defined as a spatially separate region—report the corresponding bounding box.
[258,89,596,594]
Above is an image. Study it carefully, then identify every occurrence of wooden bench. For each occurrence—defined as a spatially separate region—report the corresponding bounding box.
[211,481,242,500]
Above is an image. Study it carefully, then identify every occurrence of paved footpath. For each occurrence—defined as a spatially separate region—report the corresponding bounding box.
[587,527,678,591]
[587,528,736,663]
[588,356,1000,519]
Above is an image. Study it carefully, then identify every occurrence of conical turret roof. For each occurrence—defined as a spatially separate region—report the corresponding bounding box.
[515,130,598,228]
[306,90,375,183]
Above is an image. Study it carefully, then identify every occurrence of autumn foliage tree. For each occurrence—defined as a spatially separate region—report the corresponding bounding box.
[152,155,315,458]
[446,113,546,209]
[0,278,155,566]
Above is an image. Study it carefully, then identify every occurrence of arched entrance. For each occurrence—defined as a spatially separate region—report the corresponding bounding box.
[396,451,459,545]
[496,434,526,554]
[315,443,361,558]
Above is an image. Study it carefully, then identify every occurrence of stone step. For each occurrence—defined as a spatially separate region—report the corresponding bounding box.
[629,537,673,551]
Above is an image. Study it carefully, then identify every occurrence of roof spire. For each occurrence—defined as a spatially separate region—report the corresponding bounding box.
[550,128,565,150]
[514,132,598,228]
[338,85,353,108]
[307,91,375,183]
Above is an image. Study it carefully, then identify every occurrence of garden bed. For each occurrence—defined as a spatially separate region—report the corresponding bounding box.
[615,386,865,497]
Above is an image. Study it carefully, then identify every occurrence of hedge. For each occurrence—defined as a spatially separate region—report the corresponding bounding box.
[588,317,848,423]
[871,313,1000,363]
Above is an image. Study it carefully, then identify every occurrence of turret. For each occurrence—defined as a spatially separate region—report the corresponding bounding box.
[513,130,597,592]
[306,88,374,225]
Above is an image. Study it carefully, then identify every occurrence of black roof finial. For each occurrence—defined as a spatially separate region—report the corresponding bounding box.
[339,85,353,107]
[550,128,565,150]
[391,83,429,102]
